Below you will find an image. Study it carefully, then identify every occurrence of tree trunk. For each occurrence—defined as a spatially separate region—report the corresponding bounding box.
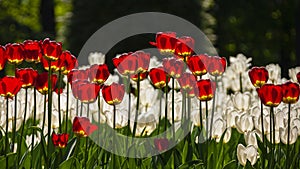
[40,0,56,38]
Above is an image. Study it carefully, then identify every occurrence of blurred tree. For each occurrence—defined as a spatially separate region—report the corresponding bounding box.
[213,0,298,77]
[66,0,202,62]
[40,0,56,38]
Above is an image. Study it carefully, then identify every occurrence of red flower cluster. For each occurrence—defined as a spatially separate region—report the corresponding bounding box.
[0,76,22,99]
[149,67,170,89]
[72,117,98,137]
[150,32,195,61]
[196,79,216,101]
[102,83,125,105]
[257,84,282,107]
[248,67,269,88]
[112,51,150,79]
[52,133,69,148]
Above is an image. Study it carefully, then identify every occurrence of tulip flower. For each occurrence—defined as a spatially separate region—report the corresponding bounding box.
[162,57,184,78]
[257,84,282,107]
[41,38,62,61]
[67,69,89,84]
[177,72,197,92]
[281,81,300,104]
[150,32,177,56]
[112,52,137,75]
[187,54,208,76]
[23,40,42,62]
[0,45,6,71]
[149,67,170,89]
[154,138,169,152]
[72,116,98,137]
[248,67,269,88]
[52,133,69,148]
[5,43,24,64]
[34,72,58,95]
[16,68,38,88]
[71,80,101,103]
[196,79,216,101]
[206,56,227,76]
[131,72,148,82]
[133,51,150,73]
[102,83,125,105]
[174,36,194,61]
[57,51,78,74]
[0,76,22,99]
[237,144,259,166]
[88,64,110,85]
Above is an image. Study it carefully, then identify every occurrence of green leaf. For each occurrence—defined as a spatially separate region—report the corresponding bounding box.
[0,153,17,168]
[222,160,236,169]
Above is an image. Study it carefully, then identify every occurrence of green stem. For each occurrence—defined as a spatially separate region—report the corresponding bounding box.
[5,97,9,169]
[76,99,79,116]
[171,78,175,141]
[164,79,168,134]
[42,94,47,134]
[205,100,209,166]
[65,83,69,132]
[113,105,116,169]
[269,107,274,169]
[132,73,140,138]
[260,101,265,168]
[18,88,28,164]
[31,88,37,169]
[12,94,17,152]
[126,75,131,154]
[287,103,291,169]
[209,76,217,140]
[239,73,243,93]
[58,71,62,133]
[47,60,53,166]
[157,90,162,135]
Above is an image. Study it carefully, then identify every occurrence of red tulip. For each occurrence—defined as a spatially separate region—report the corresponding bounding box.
[16,68,38,88]
[257,84,282,107]
[149,67,170,89]
[187,54,208,76]
[72,80,101,103]
[175,36,194,61]
[134,51,150,73]
[281,81,300,104]
[41,55,59,71]
[52,133,69,148]
[0,45,6,71]
[5,43,24,64]
[41,38,62,61]
[0,76,22,99]
[23,40,42,62]
[72,117,98,137]
[67,69,89,84]
[102,83,125,105]
[57,51,78,74]
[150,32,177,56]
[248,67,269,88]
[206,56,227,76]
[196,79,216,101]
[177,72,197,91]
[154,138,169,152]
[88,64,110,85]
[34,72,58,95]
[131,72,148,82]
[112,52,137,75]
[297,72,300,84]
[162,57,184,78]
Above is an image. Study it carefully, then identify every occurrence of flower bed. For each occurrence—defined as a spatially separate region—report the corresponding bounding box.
[0,33,300,168]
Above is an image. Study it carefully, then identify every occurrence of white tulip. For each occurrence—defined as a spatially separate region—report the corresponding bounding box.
[88,52,106,65]
[244,131,258,148]
[280,126,298,144]
[288,66,300,83]
[235,113,254,133]
[231,92,252,111]
[237,144,259,166]
[266,64,281,84]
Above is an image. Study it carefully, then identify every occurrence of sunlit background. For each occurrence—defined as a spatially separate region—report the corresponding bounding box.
[0,0,298,77]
